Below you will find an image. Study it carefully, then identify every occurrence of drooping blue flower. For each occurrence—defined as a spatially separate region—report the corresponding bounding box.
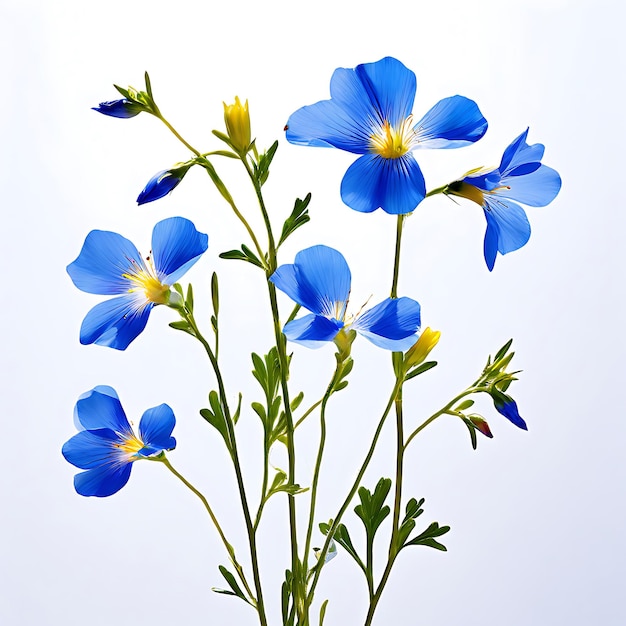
[137,163,192,205]
[92,99,145,118]
[67,217,208,350]
[285,57,488,215]
[62,386,176,497]
[446,128,561,271]
[270,245,421,350]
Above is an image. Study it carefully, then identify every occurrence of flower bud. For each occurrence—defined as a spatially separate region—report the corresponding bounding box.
[404,327,440,369]
[92,99,145,118]
[137,163,192,205]
[223,97,251,154]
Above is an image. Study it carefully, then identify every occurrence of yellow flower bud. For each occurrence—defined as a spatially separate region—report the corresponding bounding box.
[223,96,251,154]
[404,327,441,369]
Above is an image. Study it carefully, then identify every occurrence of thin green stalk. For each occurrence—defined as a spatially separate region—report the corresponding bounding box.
[240,154,302,620]
[294,399,323,430]
[253,431,270,531]
[157,455,254,602]
[304,376,404,612]
[182,307,268,626]
[404,388,475,449]
[390,215,405,298]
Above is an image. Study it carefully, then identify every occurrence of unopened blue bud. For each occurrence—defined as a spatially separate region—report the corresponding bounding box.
[137,164,191,205]
[92,99,145,118]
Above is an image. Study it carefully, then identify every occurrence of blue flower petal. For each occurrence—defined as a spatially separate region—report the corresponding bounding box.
[92,99,143,119]
[137,170,182,205]
[413,96,488,149]
[151,217,209,284]
[353,297,421,350]
[79,296,153,350]
[75,388,133,434]
[354,57,416,127]
[283,314,342,348]
[62,429,120,469]
[74,463,133,497]
[138,404,176,453]
[73,385,119,430]
[501,164,561,207]
[483,212,499,272]
[271,246,351,317]
[484,197,531,255]
[67,230,142,295]
[499,129,544,173]
[341,153,426,214]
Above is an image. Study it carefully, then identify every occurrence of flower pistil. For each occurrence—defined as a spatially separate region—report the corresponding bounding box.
[122,258,169,305]
[370,117,414,159]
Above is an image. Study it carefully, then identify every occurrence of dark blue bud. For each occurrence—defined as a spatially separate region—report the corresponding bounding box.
[92,99,144,118]
[492,390,527,430]
[137,166,189,205]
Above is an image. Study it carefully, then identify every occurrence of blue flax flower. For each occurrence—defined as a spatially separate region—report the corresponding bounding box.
[491,389,527,430]
[270,245,421,350]
[285,56,487,215]
[62,386,176,497]
[446,128,561,270]
[67,217,208,350]
[137,163,192,205]
[92,99,145,118]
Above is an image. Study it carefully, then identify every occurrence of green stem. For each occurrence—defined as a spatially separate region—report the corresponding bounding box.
[304,376,404,611]
[182,307,268,626]
[390,215,405,298]
[240,154,303,620]
[157,455,254,602]
[425,184,448,198]
[404,388,476,450]
[294,399,323,430]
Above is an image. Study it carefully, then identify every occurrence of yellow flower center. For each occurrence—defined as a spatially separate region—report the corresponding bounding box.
[122,258,169,305]
[116,434,144,456]
[370,117,414,159]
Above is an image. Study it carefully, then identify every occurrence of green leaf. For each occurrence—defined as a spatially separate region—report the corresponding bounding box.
[278,193,312,247]
[290,391,304,412]
[319,599,329,626]
[255,140,279,186]
[212,565,251,604]
[200,391,231,449]
[354,478,392,537]
[404,522,451,551]
[219,245,264,269]
[494,338,514,362]
[405,361,438,381]
[211,272,219,316]
[168,320,191,332]
[455,399,475,411]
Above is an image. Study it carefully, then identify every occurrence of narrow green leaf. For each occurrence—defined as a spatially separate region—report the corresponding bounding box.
[494,338,514,362]
[215,565,251,604]
[461,417,478,450]
[211,272,219,316]
[319,599,329,626]
[405,361,438,381]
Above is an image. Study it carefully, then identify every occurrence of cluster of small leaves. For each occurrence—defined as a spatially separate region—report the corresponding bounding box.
[320,479,449,585]
[278,194,311,249]
[167,283,197,336]
[253,140,278,187]
[200,389,242,452]
[220,244,266,269]
[114,71,160,116]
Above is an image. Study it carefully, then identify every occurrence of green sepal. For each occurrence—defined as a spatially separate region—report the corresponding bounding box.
[211,565,252,605]
[404,361,437,381]
[278,193,312,248]
[494,338,513,362]
[185,283,194,313]
[455,399,474,411]
[403,521,450,551]
[461,417,478,450]
[220,245,265,269]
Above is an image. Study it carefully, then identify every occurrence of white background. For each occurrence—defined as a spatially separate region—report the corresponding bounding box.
[1,0,624,624]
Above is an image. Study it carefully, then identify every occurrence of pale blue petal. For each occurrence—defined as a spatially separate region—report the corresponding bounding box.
[79,295,152,350]
[271,246,351,317]
[341,153,425,214]
[67,230,142,295]
[62,429,121,469]
[354,57,416,127]
[283,314,342,348]
[413,96,488,149]
[138,404,176,453]
[74,463,133,497]
[151,217,208,284]
[352,297,421,350]
[75,388,133,434]
[500,164,561,207]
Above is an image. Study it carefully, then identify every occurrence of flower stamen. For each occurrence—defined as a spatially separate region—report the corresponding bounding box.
[370,117,415,159]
